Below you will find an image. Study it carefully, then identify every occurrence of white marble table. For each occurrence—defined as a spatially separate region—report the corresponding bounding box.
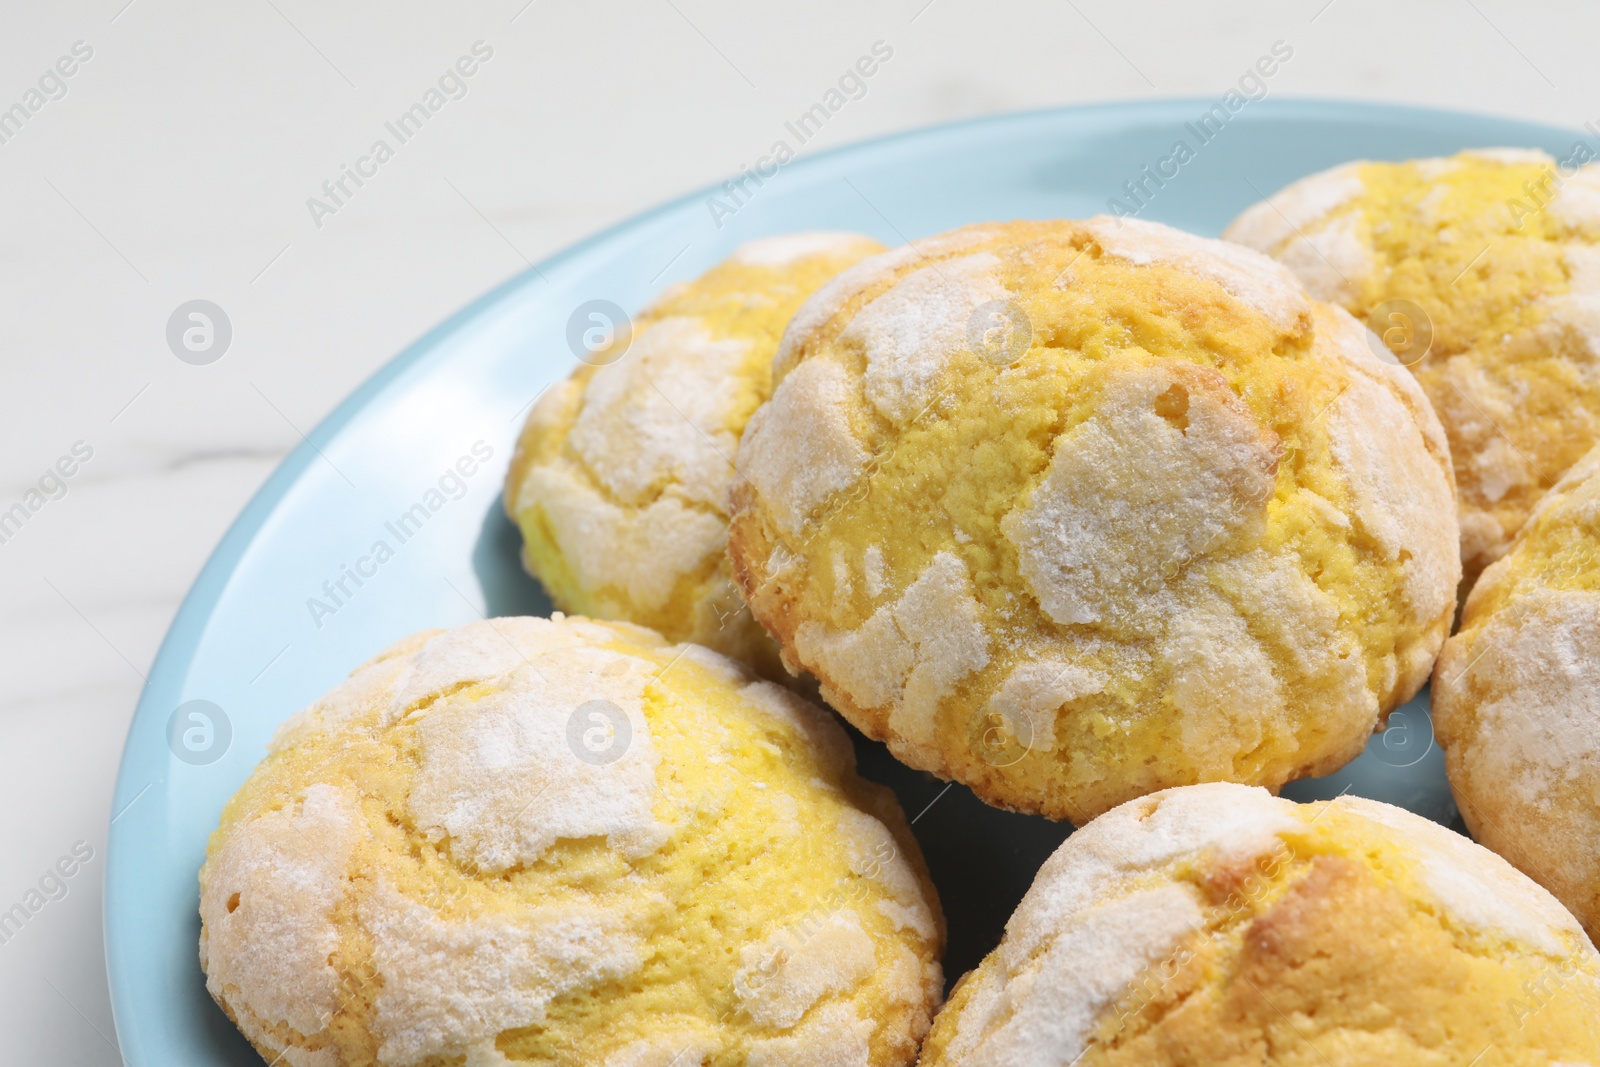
[1,0,1594,1060]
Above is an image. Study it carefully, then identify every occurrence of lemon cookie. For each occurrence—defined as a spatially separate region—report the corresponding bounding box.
[1434,440,1600,944]
[727,218,1459,823]
[919,783,1600,1066]
[1225,148,1600,583]
[506,233,884,678]
[198,615,942,1067]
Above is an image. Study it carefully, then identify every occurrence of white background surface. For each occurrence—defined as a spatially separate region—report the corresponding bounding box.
[0,1,1594,1061]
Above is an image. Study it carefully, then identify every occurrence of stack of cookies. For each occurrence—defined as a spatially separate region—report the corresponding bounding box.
[200,151,1600,1067]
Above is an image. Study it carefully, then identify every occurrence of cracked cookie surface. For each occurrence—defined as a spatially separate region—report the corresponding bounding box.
[1226,148,1600,585]
[1434,440,1600,945]
[728,218,1459,823]
[199,614,942,1067]
[505,233,884,679]
[918,783,1600,1067]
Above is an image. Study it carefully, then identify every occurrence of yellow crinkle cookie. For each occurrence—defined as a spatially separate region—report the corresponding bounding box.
[727,218,1460,823]
[1434,440,1600,944]
[919,783,1600,1067]
[505,233,885,679]
[198,615,942,1067]
[1225,147,1600,583]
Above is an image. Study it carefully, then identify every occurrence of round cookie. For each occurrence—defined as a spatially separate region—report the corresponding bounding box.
[506,233,885,679]
[919,783,1600,1066]
[727,218,1459,823]
[1434,440,1600,944]
[1224,148,1600,584]
[198,615,942,1067]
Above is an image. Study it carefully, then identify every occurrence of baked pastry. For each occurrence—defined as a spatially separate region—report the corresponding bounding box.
[505,233,884,678]
[919,783,1600,1066]
[198,615,941,1066]
[727,218,1459,823]
[1225,148,1600,584]
[1434,440,1600,944]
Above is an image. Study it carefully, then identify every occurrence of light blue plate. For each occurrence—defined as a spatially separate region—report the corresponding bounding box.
[106,99,1581,1065]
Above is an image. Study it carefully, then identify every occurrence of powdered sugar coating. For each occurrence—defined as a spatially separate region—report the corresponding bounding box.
[746,1001,874,1067]
[773,228,1000,380]
[734,911,877,1028]
[1002,783,1298,958]
[361,882,643,1064]
[1324,360,1463,597]
[738,357,871,538]
[569,316,748,507]
[795,551,989,763]
[1336,796,1586,956]
[730,217,1459,822]
[1222,161,1365,255]
[988,660,1106,752]
[1227,149,1600,581]
[1552,163,1600,232]
[199,615,943,1067]
[1536,243,1600,371]
[1222,165,1375,307]
[836,807,935,920]
[1087,215,1311,330]
[1463,146,1556,166]
[1316,305,1459,693]
[930,784,1293,1065]
[1163,577,1287,774]
[921,784,1600,1066]
[1198,547,1372,735]
[407,643,667,871]
[603,1034,716,1067]
[601,1036,716,1067]
[1277,211,1375,306]
[843,252,1009,425]
[520,463,728,612]
[943,886,1203,1066]
[504,233,883,675]
[199,783,364,1039]
[1434,441,1600,942]
[1001,361,1280,627]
